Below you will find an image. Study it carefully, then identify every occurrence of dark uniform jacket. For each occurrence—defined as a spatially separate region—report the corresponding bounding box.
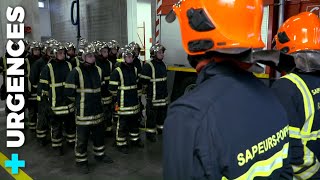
[96,56,113,105]
[64,63,105,125]
[140,59,168,106]
[109,63,139,115]
[163,62,292,180]
[272,71,320,179]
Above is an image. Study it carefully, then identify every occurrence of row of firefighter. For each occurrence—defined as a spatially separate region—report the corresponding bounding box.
[0,38,168,170]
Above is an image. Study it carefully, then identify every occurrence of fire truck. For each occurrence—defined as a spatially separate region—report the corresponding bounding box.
[154,0,320,101]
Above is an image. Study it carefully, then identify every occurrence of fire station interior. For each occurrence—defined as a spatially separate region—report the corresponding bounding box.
[0,0,319,179]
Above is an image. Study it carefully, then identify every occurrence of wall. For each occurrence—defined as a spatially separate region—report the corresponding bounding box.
[39,8,52,38]
[137,0,152,60]
[50,0,127,46]
[0,0,40,55]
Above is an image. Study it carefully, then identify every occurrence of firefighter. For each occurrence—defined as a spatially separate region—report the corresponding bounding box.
[108,40,120,68]
[25,41,42,132]
[163,0,293,179]
[65,42,77,65]
[272,12,320,179]
[129,42,144,122]
[38,43,76,155]
[95,42,114,136]
[65,44,113,173]
[109,46,144,154]
[33,42,54,145]
[140,43,168,142]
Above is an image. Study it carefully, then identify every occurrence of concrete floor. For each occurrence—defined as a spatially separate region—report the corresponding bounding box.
[0,116,164,180]
[0,71,163,180]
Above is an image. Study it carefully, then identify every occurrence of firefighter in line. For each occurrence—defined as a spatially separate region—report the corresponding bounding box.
[25,41,42,132]
[64,43,113,174]
[272,12,320,179]
[108,40,120,68]
[128,42,145,124]
[38,43,76,155]
[163,0,293,179]
[33,41,54,145]
[95,41,114,137]
[109,46,144,154]
[65,42,78,67]
[140,43,168,142]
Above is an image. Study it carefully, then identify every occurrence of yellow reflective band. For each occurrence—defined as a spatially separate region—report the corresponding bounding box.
[289,126,301,139]
[147,62,157,101]
[104,76,110,81]
[93,152,105,156]
[117,109,140,115]
[65,83,77,89]
[106,126,113,132]
[66,134,76,138]
[118,85,137,90]
[130,137,139,141]
[37,134,46,138]
[140,74,151,80]
[224,143,289,180]
[119,105,140,111]
[28,97,37,101]
[116,67,125,108]
[293,145,320,179]
[77,113,104,121]
[116,137,126,141]
[37,96,41,101]
[0,152,33,180]
[25,58,32,92]
[150,77,167,82]
[51,138,63,143]
[67,61,72,71]
[32,85,38,88]
[157,125,164,129]
[93,146,105,151]
[75,67,85,117]
[96,65,102,81]
[75,158,88,162]
[129,133,139,137]
[153,102,168,107]
[49,82,65,87]
[52,143,63,147]
[109,81,119,86]
[152,98,168,103]
[48,63,57,107]
[75,118,104,126]
[145,128,157,133]
[116,141,127,146]
[36,130,47,134]
[76,88,100,93]
[282,73,315,135]
[75,152,87,157]
[51,104,74,111]
[39,79,48,84]
[75,57,80,67]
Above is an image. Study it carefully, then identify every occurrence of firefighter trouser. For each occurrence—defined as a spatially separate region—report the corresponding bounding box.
[145,102,167,135]
[103,104,113,132]
[50,113,76,148]
[27,100,38,130]
[36,99,51,139]
[116,114,140,147]
[75,123,105,164]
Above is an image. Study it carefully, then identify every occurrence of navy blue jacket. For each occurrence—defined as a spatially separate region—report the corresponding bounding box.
[272,72,320,179]
[163,62,292,180]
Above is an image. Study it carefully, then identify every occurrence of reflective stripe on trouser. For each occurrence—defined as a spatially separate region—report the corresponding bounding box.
[28,100,38,130]
[116,114,140,146]
[75,122,105,163]
[145,102,167,134]
[103,105,113,132]
[37,99,51,139]
[50,113,76,147]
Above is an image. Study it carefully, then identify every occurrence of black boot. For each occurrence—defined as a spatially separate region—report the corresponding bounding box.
[76,162,89,174]
[67,142,75,148]
[132,139,144,148]
[95,155,114,164]
[105,131,113,138]
[146,133,157,142]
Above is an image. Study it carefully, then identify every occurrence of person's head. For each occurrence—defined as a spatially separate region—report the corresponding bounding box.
[99,42,109,59]
[108,40,120,56]
[167,0,265,69]
[129,42,141,57]
[82,44,96,64]
[274,12,320,72]
[65,42,76,57]
[150,43,166,60]
[30,41,41,58]
[53,43,66,61]
[123,46,134,64]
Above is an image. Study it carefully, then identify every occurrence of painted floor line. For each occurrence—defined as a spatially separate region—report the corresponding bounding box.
[0,152,33,180]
